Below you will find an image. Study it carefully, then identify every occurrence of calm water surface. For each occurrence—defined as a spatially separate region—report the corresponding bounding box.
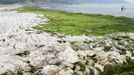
[40,3,134,18]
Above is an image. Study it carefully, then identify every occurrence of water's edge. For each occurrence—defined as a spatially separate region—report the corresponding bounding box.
[39,3,134,18]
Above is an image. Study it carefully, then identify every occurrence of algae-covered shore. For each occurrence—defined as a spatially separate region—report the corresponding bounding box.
[0,5,133,75]
[18,6,134,36]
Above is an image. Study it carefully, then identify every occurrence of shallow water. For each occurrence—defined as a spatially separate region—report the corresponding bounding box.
[40,3,134,18]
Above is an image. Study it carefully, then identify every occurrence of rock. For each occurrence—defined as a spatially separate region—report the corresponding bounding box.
[107,51,125,64]
[65,35,94,42]
[103,63,115,75]
[58,46,79,64]
[95,64,104,72]
[0,55,30,74]
[42,65,59,75]
[77,51,96,57]
[129,33,134,40]
[59,67,74,75]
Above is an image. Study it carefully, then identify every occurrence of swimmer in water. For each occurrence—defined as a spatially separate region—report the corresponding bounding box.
[121,5,126,12]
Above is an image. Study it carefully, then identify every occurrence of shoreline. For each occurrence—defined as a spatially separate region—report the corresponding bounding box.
[18,6,134,36]
[0,4,23,11]
[0,5,133,75]
[41,7,134,19]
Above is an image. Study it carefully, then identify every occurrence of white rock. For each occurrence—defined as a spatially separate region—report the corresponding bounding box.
[95,64,104,72]
[42,65,59,75]
[58,46,78,64]
[107,51,125,64]
[59,67,74,75]
[0,55,30,74]
[129,33,134,40]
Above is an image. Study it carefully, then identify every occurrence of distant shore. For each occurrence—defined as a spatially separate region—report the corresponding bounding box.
[0,4,23,11]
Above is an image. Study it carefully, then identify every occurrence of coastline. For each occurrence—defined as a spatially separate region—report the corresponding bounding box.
[0,4,23,11]
[0,5,133,75]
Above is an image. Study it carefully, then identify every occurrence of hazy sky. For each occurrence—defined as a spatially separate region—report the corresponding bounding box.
[125,0,134,3]
[0,0,134,4]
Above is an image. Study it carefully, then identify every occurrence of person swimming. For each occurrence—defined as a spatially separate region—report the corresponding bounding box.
[121,5,126,12]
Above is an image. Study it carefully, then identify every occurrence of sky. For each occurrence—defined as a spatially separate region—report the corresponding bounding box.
[83,0,134,3]
[0,0,134,4]
[125,0,134,3]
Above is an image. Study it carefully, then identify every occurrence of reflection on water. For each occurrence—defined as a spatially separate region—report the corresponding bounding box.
[40,3,134,18]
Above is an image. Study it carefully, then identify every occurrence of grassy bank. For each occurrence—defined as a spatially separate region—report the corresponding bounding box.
[17,6,134,36]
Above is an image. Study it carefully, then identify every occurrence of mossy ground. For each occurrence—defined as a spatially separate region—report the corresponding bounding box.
[17,6,134,36]
[101,62,134,75]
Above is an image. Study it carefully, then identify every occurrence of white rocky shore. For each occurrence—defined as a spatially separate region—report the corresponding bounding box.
[0,5,134,75]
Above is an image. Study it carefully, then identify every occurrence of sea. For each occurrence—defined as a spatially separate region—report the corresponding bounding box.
[40,3,134,18]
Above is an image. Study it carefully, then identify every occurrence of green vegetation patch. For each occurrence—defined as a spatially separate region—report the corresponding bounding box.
[17,6,134,36]
[101,61,134,75]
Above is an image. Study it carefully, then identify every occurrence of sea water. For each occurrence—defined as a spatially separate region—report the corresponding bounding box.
[40,3,134,18]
